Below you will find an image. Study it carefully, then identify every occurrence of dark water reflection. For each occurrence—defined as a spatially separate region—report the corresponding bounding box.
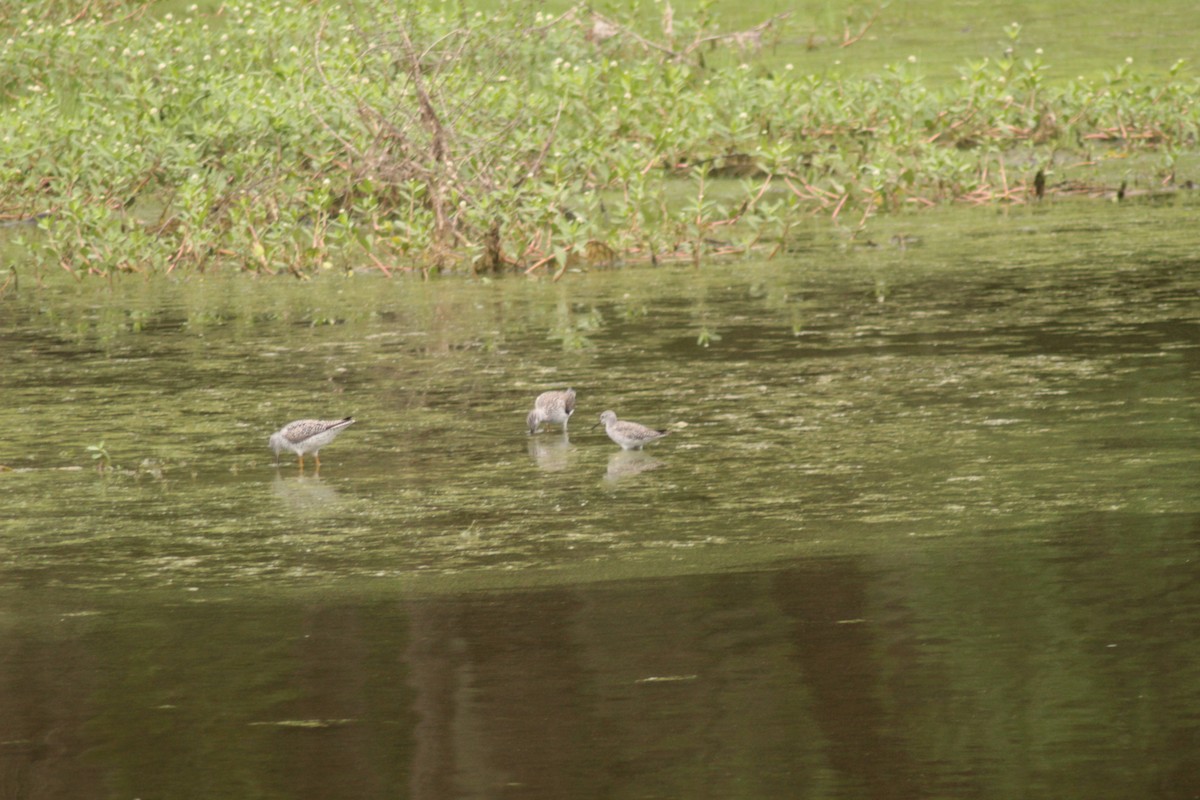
[2,200,1199,797]
[3,521,1199,799]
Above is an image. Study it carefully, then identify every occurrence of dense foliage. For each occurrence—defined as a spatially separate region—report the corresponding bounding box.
[1,1,1197,277]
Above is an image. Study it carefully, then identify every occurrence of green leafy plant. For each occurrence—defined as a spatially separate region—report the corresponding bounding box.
[86,441,112,472]
[0,3,1195,277]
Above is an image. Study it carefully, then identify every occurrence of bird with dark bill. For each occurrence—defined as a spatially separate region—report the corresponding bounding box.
[595,410,669,450]
[269,417,356,468]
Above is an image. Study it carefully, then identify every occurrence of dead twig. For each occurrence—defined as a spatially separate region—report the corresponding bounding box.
[681,13,792,58]
[588,11,683,59]
[585,9,790,63]
[365,250,394,277]
[524,252,557,275]
[0,266,16,297]
[830,192,850,222]
[840,5,883,48]
[513,101,565,191]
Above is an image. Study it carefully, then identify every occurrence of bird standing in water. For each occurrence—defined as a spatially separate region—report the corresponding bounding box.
[595,410,669,450]
[269,417,356,469]
[527,389,576,434]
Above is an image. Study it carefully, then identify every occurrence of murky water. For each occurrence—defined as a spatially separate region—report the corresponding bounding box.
[2,199,1199,798]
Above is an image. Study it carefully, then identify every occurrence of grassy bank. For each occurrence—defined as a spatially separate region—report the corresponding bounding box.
[1,1,1197,278]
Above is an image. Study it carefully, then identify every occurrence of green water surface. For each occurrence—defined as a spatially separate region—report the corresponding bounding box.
[1,197,1198,798]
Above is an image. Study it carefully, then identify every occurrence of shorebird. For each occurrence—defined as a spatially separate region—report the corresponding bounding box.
[595,410,669,450]
[269,417,356,468]
[527,388,576,434]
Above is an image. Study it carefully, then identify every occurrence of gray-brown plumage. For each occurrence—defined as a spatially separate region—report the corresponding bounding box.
[527,389,576,434]
[269,417,355,468]
[596,410,669,450]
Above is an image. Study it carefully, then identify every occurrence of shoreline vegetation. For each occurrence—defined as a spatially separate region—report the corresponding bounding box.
[0,1,1197,280]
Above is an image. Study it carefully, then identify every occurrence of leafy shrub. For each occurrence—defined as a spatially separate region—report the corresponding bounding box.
[0,3,1196,276]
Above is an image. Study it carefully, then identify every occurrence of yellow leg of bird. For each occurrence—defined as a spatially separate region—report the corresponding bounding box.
[297,454,304,470]
[314,452,322,468]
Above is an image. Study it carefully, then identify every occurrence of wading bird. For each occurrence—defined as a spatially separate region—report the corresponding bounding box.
[527,389,576,434]
[269,417,356,469]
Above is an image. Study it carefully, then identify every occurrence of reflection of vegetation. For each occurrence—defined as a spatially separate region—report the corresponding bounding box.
[1,4,1195,276]
[549,305,604,351]
[183,311,233,330]
[616,301,649,322]
[0,266,17,297]
[11,529,1198,796]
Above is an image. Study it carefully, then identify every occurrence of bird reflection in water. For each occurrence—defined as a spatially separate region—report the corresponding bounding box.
[604,449,665,483]
[527,433,573,473]
[271,471,342,515]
